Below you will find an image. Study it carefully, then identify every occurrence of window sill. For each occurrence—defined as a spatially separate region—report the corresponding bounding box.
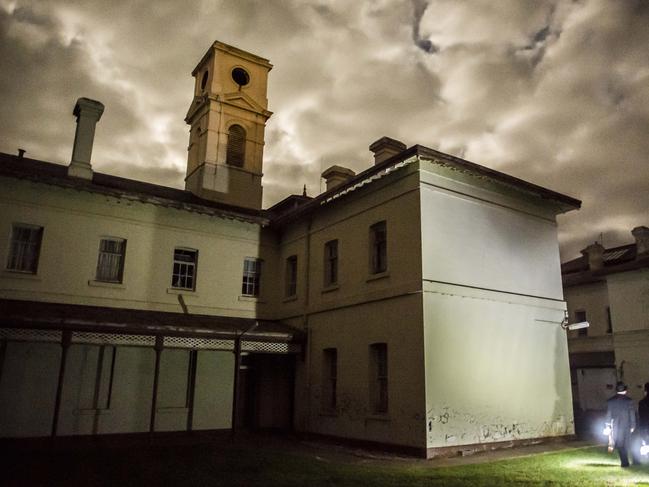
[167,288,198,296]
[88,280,126,289]
[366,413,391,422]
[239,295,264,303]
[2,270,41,281]
[366,271,390,282]
[321,284,340,294]
[282,295,298,303]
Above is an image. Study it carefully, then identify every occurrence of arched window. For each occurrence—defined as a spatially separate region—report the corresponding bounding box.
[226,124,246,167]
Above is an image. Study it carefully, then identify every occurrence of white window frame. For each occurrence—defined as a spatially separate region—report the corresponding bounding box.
[242,257,262,297]
[171,248,198,291]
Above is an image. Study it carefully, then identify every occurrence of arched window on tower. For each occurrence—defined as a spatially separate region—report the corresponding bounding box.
[226,124,246,167]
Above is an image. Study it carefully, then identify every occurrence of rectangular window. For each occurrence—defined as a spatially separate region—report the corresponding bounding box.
[575,310,587,337]
[242,258,262,296]
[171,248,198,290]
[285,255,298,297]
[322,348,337,412]
[6,223,43,273]
[95,237,126,283]
[606,307,612,334]
[324,240,338,286]
[370,221,387,274]
[370,343,388,414]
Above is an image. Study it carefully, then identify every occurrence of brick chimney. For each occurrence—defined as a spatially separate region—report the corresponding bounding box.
[68,97,105,180]
[369,136,406,165]
[631,226,649,257]
[321,165,355,192]
[581,242,605,270]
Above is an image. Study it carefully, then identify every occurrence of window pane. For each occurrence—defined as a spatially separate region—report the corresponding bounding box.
[242,258,261,296]
[171,248,197,290]
[7,224,43,273]
[96,238,126,282]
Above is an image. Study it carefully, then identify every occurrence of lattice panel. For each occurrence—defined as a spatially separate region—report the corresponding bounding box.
[0,328,62,343]
[72,332,156,348]
[163,336,234,351]
[241,341,300,354]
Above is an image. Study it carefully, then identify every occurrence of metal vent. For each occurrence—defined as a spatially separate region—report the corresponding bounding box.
[226,124,246,167]
[163,336,234,351]
[72,332,156,347]
[241,341,300,354]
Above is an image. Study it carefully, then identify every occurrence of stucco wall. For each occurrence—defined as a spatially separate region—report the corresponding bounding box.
[422,287,574,448]
[305,294,426,449]
[419,163,574,449]
[0,176,270,318]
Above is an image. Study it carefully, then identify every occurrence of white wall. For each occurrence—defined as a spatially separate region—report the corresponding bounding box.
[0,176,270,319]
[419,162,574,449]
[0,342,236,438]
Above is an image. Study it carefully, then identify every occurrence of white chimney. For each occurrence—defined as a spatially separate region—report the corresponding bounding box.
[68,97,105,180]
[321,165,356,192]
[632,226,649,257]
[369,136,406,165]
[581,242,605,270]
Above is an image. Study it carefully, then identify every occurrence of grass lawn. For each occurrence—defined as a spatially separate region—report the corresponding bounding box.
[2,439,649,486]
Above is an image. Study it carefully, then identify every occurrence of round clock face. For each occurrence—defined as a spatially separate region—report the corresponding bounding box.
[231,67,250,87]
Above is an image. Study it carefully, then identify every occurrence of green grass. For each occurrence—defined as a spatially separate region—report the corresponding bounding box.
[2,440,648,486]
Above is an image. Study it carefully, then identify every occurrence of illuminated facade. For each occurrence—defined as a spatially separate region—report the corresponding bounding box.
[562,228,649,419]
[0,41,581,457]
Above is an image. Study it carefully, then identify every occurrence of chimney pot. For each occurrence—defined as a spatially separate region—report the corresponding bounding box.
[17,149,25,158]
[321,165,356,192]
[68,97,105,180]
[581,242,605,271]
[369,136,406,165]
[631,226,649,257]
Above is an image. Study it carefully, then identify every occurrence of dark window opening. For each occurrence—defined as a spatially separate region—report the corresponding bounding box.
[7,223,43,273]
[369,221,387,274]
[322,348,337,412]
[242,258,261,296]
[370,343,388,414]
[324,240,338,286]
[285,255,298,297]
[231,67,250,86]
[574,310,587,337]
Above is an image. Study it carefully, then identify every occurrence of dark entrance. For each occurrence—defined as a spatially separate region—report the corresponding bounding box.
[235,353,295,431]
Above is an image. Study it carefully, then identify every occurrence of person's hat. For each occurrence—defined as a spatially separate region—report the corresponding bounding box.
[615,381,627,393]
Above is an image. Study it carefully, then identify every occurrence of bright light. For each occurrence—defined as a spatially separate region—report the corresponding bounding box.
[602,426,611,436]
[641,443,649,456]
[567,321,589,331]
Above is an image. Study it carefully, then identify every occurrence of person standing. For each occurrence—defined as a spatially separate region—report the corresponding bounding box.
[605,381,636,467]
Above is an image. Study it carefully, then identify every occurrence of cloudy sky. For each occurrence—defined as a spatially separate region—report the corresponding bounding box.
[1,0,647,260]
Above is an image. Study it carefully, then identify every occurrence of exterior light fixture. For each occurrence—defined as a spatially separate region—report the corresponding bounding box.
[559,311,590,331]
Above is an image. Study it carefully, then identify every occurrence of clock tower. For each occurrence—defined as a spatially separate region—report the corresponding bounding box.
[185,41,273,210]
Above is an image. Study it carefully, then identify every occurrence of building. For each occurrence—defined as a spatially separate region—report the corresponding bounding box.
[0,41,581,457]
[562,227,649,422]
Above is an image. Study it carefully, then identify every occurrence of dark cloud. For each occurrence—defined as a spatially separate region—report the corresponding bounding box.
[0,0,647,261]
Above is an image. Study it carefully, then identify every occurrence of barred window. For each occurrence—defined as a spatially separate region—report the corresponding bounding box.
[370,343,388,414]
[226,124,246,168]
[242,258,261,296]
[95,238,126,283]
[370,221,387,274]
[171,248,198,290]
[285,255,298,297]
[6,223,43,273]
[322,348,337,412]
[324,240,338,286]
